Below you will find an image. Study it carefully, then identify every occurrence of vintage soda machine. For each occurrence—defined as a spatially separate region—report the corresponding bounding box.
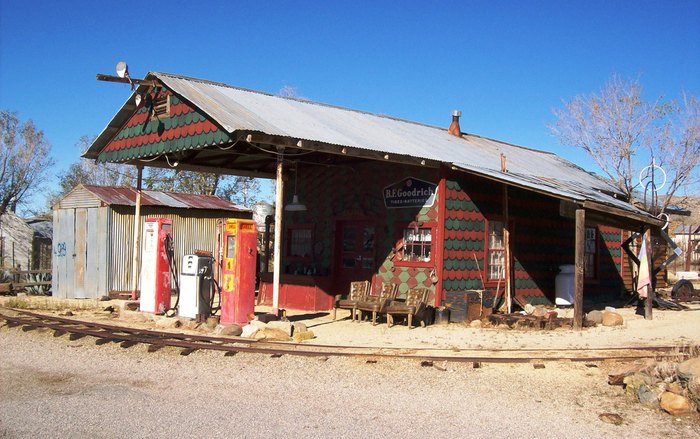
[140,218,173,314]
[219,218,257,325]
[179,253,213,320]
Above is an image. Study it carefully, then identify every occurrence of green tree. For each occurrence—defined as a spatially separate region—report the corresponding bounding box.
[0,111,54,216]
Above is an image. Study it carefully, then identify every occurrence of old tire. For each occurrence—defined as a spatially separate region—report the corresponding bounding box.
[672,279,695,299]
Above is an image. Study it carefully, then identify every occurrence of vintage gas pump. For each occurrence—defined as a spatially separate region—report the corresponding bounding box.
[219,218,257,325]
[179,254,213,320]
[140,218,173,314]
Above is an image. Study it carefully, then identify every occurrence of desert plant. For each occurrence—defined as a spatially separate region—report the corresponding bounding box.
[25,272,51,295]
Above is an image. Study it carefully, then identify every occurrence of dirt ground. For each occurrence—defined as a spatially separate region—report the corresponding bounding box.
[1,296,699,438]
[1,295,699,351]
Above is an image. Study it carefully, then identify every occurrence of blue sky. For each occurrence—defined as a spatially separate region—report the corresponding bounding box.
[1,0,699,212]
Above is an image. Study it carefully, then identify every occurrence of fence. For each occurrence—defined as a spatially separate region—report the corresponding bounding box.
[0,269,52,295]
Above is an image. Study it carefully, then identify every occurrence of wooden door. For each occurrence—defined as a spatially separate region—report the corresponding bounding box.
[333,220,376,295]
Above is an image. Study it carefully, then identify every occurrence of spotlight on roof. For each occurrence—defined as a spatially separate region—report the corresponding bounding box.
[116,61,128,78]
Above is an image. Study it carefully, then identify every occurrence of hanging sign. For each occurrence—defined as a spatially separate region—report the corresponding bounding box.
[383,177,437,208]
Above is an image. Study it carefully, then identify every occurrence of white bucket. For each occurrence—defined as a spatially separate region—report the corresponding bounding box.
[555,264,575,306]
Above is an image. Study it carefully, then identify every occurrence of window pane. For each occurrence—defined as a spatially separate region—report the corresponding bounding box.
[290,229,312,257]
[402,227,432,262]
[342,226,356,251]
[488,220,505,280]
[362,226,375,251]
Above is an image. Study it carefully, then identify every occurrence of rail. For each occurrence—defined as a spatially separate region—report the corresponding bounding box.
[0,308,694,364]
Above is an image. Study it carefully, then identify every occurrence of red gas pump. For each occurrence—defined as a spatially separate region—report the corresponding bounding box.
[219,218,257,325]
[140,218,173,314]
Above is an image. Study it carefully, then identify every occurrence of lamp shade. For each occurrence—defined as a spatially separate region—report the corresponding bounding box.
[284,194,307,211]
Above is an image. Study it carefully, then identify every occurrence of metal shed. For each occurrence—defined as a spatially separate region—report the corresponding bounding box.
[52,184,251,299]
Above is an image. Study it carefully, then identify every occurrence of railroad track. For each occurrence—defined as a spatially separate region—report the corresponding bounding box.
[0,307,693,364]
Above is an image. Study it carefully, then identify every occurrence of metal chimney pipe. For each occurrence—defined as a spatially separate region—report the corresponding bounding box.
[448,110,462,137]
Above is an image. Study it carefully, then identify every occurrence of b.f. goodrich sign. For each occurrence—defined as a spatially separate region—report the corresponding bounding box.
[383,177,437,208]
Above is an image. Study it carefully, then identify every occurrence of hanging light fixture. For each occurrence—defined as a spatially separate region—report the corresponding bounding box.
[284,162,307,212]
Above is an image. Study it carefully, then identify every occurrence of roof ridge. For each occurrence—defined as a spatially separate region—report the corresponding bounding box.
[151,71,458,133]
[152,72,565,158]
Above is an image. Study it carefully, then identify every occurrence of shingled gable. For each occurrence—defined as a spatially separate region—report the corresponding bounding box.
[85,72,662,228]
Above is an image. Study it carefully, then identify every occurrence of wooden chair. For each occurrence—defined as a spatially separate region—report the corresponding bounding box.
[355,282,399,325]
[332,280,370,321]
[386,288,430,329]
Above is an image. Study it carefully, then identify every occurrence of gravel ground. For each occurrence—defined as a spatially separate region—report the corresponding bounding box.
[1,325,698,439]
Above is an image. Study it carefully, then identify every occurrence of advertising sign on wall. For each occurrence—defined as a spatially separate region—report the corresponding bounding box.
[383,177,437,208]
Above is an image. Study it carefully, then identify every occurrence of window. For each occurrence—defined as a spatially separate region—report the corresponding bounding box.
[149,94,171,120]
[287,227,313,258]
[584,227,597,279]
[488,220,505,280]
[399,224,433,263]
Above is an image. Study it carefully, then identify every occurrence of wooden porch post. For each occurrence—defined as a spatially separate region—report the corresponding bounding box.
[130,165,143,300]
[643,227,654,320]
[503,183,511,314]
[272,148,284,313]
[573,209,585,330]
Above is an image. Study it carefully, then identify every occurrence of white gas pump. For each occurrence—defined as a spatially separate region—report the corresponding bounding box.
[140,218,173,314]
[179,254,213,319]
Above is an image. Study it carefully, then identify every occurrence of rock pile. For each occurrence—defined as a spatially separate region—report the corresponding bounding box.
[609,356,700,416]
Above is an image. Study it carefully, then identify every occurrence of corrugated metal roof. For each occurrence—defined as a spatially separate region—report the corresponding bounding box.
[674,224,700,234]
[80,185,249,212]
[87,72,658,223]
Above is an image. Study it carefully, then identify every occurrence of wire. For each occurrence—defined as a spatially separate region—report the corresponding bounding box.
[250,142,315,157]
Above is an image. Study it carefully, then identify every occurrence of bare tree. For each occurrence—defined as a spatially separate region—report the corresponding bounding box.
[0,111,54,216]
[219,176,261,207]
[654,94,700,212]
[50,135,135,208]
[144,168,221,195]
[550,75,700,214]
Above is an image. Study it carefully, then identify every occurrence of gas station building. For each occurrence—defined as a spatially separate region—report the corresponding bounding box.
[83,72,663,324]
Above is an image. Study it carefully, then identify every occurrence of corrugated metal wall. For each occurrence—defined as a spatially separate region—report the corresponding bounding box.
[52,206,110,299]
[56,186,103,209]
[53,201,250,298]
[107,206,248,294]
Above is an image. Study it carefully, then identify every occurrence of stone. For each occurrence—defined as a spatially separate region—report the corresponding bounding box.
[154,317,182,329]
[205,316,220,330]
[586,310,603,325]
[659,392,694,416]
[678,357,700,382]
[470,319,482,328]
[292,330,315,342]
[531,306,547,318]
[250,319,268,329]
[602,311,623,327]
[16,292,27,298]
[292,322,307,334]
[608,360,655,385]
[687,377,700,403]
[257,327,292,341]
[623,373,653,395]
[666,382,685,395]
[637,384,660,408]
[267,320,293,336]
[598,413,624,425]
[218,324,243,337]
[240,324,259,338]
